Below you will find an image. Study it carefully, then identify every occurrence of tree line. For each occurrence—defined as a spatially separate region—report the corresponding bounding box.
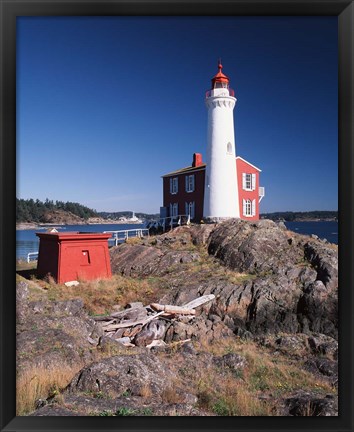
[16,198,98,222]
[260,211,338,221]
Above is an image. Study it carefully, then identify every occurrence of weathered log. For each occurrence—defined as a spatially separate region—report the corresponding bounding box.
[182,294,215,309]
[102,311,165,331]
[101,320,116,327]
[93,316,116,322]
[109,306,147,321]
[146,339,167,349]
[123,324,143,338]
[125,302,144,309]
[171,338,191,346]
[113,328,125,339]
[150,303,196,315]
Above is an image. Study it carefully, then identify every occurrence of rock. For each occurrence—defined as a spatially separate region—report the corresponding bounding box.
[274,334,309,353]
[207,219,303,275]
[307,334,338,359]
[67,353,177,399]
[16,281,29,323]
[234,327,254,340]
[17,327,90,371]
[64,281,80,287]
[16,296,98,371]
[297,281,337,338]
[305,358,338,378]
[283,392,338,416]
[30,405,83,416]
[60,394,211,416]
[213,353,247,371]
[304,242,338,290]
[110,243,200,277]
[28,298,86,318]
[99,335,129,349]
[189,224,216,246]
[133,329,155,347]
[164,316,234,343]
[125,302,144,309]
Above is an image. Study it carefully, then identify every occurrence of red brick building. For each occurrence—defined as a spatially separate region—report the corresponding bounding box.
[161,153,264,222]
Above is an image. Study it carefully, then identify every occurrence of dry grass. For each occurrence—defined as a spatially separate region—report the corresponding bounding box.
[188,337,334,416]
[19,273,166,315]
[16,362,84,415]
[197,371,272,416]
[139,383,153,400]
[161,385,185,404]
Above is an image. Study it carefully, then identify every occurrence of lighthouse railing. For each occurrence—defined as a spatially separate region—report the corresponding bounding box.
[149,214,190,232]
[103,228,150,246]
[205,88,235,98]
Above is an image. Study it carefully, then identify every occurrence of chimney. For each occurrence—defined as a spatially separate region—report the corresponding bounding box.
[192,153,203,167]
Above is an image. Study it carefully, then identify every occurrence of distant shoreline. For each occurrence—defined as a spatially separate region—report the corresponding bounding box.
[16,220,145,230]
[285,219,337,223]
[16,218,337,230]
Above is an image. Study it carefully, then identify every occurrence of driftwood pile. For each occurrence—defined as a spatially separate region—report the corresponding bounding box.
[93,294,215,348]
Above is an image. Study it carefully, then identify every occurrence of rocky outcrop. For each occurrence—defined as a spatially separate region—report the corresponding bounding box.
[109,220,338,340]
[282,392,338,416]
[16,293,100,371]
[17,219,338,417]
[110,243,200,277]
[207,219,303,275]
[67,353,178,399]
[39,209,85,225]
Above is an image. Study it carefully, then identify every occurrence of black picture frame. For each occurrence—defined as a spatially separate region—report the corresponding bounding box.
[1,1,353,431]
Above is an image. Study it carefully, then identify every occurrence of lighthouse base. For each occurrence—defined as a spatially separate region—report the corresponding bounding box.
[203,216,240,224]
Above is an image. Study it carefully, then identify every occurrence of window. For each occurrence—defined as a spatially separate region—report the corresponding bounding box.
[170,177,178,194]
[169,203,178,217]
[242,173,256,191]
[243,199,256,217]
[173,203,178,217]
[227,142,233,154]
[185,175,195,192]
[185,201,195,220]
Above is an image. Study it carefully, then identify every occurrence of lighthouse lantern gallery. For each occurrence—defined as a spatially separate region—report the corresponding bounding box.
[161,62,265,223]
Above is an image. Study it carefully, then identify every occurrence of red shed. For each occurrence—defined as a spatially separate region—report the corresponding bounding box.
[36,232,112,284]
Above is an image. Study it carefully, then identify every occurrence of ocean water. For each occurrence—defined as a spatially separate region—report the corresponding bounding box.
[16,223,145,260]
[16,220,338,260]
[284,221,338,245]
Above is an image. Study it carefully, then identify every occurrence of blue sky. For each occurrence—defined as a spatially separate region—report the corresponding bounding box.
[17,16,338,214]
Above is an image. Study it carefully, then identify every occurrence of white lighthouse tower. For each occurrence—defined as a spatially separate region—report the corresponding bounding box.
[203,61,240,221]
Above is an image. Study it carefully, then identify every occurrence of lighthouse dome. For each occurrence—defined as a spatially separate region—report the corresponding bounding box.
[211,61,230,86]
[206,61,235,98]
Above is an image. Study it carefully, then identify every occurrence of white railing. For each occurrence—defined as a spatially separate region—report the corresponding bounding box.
[27,252,38,263]
[259,186,265,203]
[151,214,190,232]
[103,228,150,246]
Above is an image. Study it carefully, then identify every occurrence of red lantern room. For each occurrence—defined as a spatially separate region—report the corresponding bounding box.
[206,60,235,97]
[36,232,112,284]
[211,60,230,87]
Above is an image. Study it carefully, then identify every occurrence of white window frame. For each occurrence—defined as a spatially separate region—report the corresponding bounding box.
[185,201,195,220]
[170,177,178,195]
[243,199,256,217]
[172,203,178,217]
[242,173,256,191]
[185,174,195,193]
